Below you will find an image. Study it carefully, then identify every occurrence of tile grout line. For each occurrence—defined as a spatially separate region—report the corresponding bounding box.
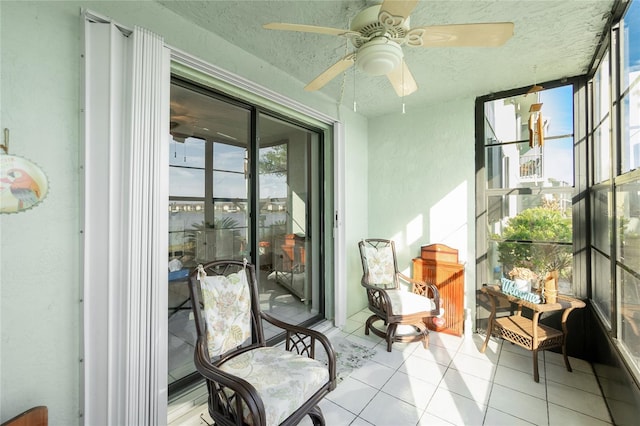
[544,350,551,426]
[345,326,441,425]
[481,338,502,425]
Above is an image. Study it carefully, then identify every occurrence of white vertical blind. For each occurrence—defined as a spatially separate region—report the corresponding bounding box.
[83,12,169,425]
[126,26,169,425]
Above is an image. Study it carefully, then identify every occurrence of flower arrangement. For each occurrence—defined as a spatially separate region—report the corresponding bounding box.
[508,267,538,281]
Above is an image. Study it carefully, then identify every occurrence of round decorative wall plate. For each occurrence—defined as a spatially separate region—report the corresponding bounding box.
[0,154,49,214]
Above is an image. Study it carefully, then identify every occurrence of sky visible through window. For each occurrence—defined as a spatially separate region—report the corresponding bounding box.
[169,138,288,199]
[626,0,640,74]
[539,85,574,186]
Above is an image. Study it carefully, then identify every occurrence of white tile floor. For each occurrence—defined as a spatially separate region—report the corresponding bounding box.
[169,308,613,426]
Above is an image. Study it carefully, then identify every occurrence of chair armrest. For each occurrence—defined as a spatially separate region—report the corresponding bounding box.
[193,338,267,425]
[261,312,337,389]
[361,280,396,316]
[398,272,441,316]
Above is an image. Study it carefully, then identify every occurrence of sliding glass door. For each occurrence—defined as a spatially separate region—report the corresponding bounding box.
[257,113,323,328]
[167,79,325,396]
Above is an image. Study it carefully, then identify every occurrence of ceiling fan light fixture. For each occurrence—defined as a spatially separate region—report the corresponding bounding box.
[356,37,403,75]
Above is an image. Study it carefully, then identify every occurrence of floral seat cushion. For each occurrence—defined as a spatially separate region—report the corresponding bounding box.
[219,346,329,425]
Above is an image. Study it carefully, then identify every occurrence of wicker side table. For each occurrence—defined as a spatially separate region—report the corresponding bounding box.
[480,285,586,382]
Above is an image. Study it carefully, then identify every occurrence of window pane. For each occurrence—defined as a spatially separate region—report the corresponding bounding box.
[170,136,205,168]
[169,136,206,197]
[543,137,574,186]
[592,249,612,323]
[617,179,640,360]
[539,85,574,138]
[484,85,574,189]
[213,170,246,199]
[169,200,204,260]
[259,145,288,198]
[486,139,574,189]
[619,267,640,361]
[213,141,246,173]
[592,187,612,255]
[488,193,573,293]
[593,117,611,183]
[621,89,640,173]
[169,167,204,197]
[622,0,640,92]
[485,144,507,189]
[484,85,574,145]
[196,200,248,262]
[594,55,610,121]
[617,180,640,266]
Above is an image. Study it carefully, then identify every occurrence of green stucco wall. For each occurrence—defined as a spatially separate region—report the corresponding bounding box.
[366,100,476,309]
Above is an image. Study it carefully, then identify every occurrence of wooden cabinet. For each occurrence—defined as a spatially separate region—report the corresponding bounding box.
[413,244,465,336]
[270,234,309,302]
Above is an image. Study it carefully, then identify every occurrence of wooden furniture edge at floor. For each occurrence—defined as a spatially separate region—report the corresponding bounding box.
[413,245,464,336]
[479,285,586,382]
[1,406,47,426]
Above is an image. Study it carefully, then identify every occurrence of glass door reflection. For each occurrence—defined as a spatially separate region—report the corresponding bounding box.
[257,113,322,332]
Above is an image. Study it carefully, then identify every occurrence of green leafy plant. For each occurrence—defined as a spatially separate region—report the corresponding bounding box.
[496,199,572,281]
[259,144,287,176]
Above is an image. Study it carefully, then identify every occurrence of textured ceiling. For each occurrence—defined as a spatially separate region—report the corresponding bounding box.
[157,0,616,117]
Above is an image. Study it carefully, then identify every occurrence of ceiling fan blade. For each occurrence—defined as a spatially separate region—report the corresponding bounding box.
[386,59,418,97]
[379,0,419,21]
[304,54,356,91]
[263,23,358,37]
[411,22,514,47]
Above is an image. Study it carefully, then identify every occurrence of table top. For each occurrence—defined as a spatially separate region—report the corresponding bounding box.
[482,285,586,312]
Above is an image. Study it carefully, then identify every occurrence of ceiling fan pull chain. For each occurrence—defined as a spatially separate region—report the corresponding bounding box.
[401,61,406,114]
[353,64,357,112]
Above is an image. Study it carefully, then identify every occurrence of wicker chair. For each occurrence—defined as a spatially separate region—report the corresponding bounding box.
[358,239,441,352]
[188,260,336,426]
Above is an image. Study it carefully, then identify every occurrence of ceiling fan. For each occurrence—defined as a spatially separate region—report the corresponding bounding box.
[263,0,514,97]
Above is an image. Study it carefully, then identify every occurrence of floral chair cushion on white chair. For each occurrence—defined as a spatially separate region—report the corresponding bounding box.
[201,271,252,357]
[220,347,330,425]
[363,245,395,287]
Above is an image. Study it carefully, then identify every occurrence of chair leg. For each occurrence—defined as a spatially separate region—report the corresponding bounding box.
[422,327,430,349]
[365,315,377,336]
[562,339,573,373]
[386,323,398,352]
[308,405,325,426]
